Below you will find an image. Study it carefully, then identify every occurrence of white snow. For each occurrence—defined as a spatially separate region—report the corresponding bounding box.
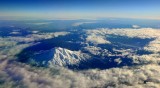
[48,47,90,67]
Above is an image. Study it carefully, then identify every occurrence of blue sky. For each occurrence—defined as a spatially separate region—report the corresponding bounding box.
[0,0,160,20]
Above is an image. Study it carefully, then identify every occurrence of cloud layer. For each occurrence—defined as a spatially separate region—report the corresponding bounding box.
[1,28,160,88]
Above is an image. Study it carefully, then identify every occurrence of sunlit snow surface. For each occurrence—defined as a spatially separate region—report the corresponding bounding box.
[1,25,160,88]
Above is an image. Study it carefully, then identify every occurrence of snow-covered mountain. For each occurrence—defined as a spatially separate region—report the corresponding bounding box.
[48,47,90,67]
[32,47,90,67]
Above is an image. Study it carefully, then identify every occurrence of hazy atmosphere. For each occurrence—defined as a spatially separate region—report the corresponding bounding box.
[0,0,160,20]
[0,0,160,88]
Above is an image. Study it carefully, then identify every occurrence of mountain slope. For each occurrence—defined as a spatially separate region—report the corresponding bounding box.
[32,47,90,67]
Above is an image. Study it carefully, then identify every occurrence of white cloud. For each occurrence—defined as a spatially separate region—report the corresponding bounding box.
[1,58,160,88]
[32,31,39,33]
[86,34,110,44]
[26,22,52,25]
[1,27,160,88]
[132,25,140,28]
[72,22,96,26]
[10,31,21,34]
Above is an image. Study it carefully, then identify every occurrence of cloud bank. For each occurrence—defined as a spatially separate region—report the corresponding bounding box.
[1,28,160,88]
